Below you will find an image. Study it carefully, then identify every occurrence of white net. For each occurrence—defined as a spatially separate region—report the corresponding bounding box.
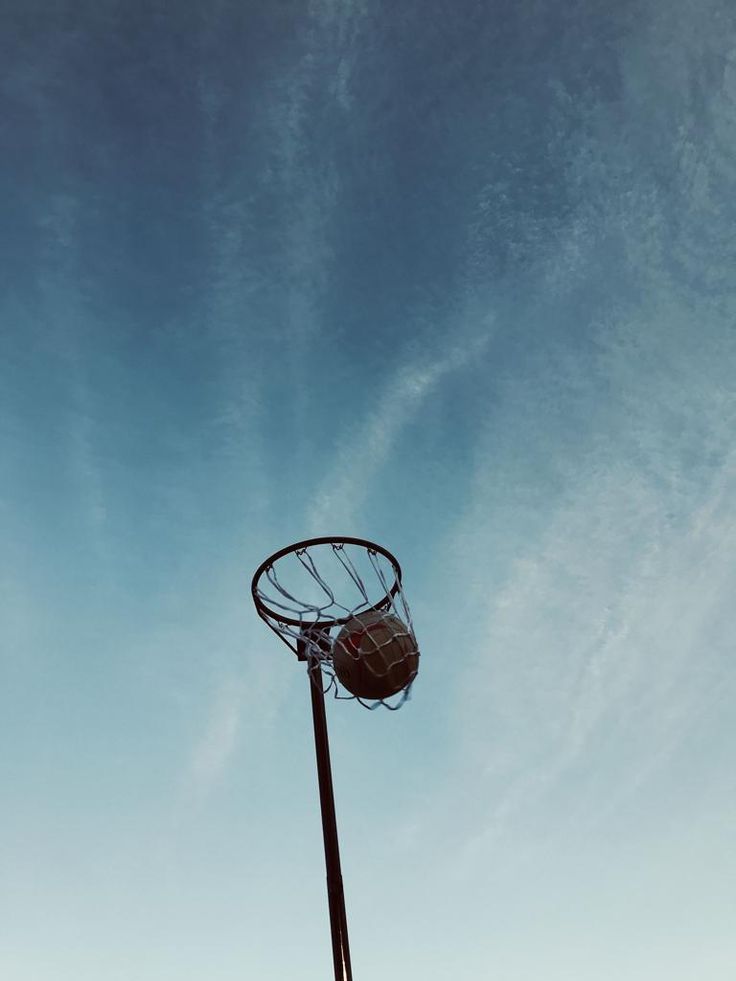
[252,540,419,709]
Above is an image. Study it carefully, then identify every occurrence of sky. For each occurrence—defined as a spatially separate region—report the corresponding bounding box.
[1,1,735,978]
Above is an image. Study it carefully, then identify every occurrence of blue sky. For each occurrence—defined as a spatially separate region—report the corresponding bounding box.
[2,1,735,978]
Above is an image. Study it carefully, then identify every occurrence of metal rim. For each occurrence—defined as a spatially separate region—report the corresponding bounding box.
[251,536,403,630]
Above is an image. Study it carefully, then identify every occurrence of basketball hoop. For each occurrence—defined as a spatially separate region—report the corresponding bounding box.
[251,537,420,981]
[251,536,419,709]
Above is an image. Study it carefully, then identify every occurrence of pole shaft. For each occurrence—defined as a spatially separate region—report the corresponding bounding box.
[309,661,353,981]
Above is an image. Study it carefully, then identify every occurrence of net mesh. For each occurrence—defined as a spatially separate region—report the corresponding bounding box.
[253,541,418,709]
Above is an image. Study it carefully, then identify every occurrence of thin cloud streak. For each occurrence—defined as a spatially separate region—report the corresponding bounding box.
[33,192,112,567]
[183,650,283,801]
[307,326,492,534]
[178,585,292,802]
[187,676,247,799]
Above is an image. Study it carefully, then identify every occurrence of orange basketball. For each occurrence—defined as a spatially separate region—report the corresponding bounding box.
[332,610,419,700]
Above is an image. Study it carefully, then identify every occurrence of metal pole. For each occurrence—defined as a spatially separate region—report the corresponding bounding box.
[308,659,353,981]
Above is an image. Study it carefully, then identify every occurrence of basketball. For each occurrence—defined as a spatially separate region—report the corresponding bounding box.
[332,610,419,700]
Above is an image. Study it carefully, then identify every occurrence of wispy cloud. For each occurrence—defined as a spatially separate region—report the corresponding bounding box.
[442,299,736,854]
[431,0,736,856]
[180,590,290,801]
[33,192,112,565]
[183,644,286,801]
[307,326,492,534]
[186,675,248,799]
[470,455,733,826]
